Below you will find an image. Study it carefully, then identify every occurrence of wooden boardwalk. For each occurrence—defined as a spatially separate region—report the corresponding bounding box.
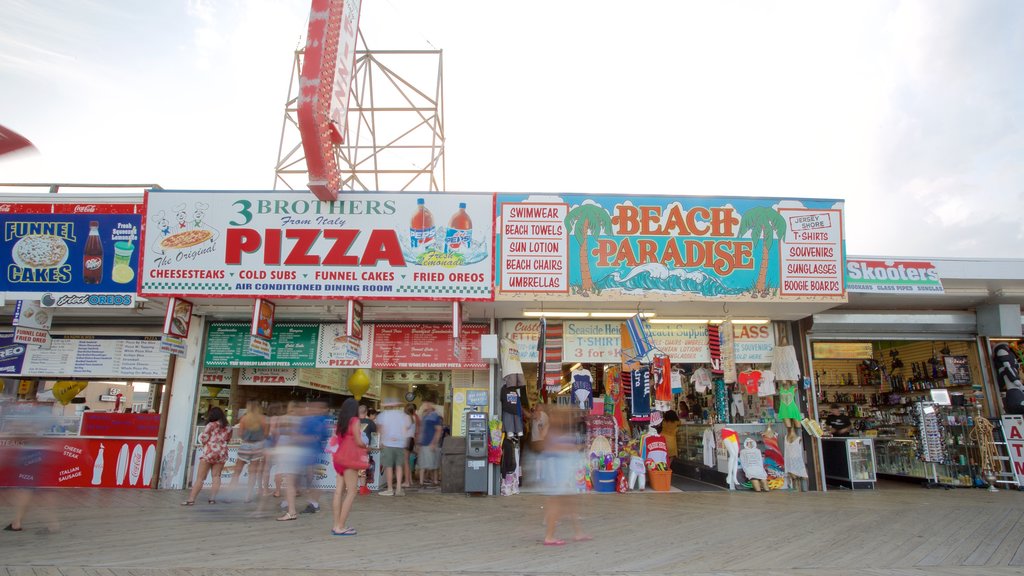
[1,482,1023,575]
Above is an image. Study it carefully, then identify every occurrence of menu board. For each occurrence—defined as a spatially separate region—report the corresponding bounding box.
[371,324,487,369]
[204,323,318,367]
[19,336,168,378]
[315,323,372,367]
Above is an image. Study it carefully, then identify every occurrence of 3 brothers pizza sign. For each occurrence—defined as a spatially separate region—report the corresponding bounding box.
[140,190,494,301]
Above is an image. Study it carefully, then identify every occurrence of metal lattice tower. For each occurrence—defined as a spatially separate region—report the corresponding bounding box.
[274,32,445,193]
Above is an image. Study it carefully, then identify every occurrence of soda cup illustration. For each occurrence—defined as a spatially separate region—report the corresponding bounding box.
[444,202,473,255]
[409,198,435,250]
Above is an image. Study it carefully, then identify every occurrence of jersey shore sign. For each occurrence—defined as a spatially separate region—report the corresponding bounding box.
[140,191,493,301]
[495,194,846,302]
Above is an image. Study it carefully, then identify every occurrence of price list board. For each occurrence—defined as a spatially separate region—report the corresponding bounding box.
[20,336,168,378]
[204,323,319,367]
[371,324,487,369]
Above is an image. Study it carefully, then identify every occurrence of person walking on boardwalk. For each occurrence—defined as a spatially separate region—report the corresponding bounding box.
[376,398,413,496]
[330,398,366,536]
[182,407,232,506]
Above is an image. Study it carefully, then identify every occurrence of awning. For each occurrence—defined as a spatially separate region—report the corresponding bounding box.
[808,311,977,341]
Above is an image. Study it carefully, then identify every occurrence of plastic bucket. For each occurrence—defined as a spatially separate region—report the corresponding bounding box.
[648,469,672,492]
[594,469,617,493]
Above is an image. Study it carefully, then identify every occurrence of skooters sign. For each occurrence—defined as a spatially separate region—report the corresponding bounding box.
[140,191,494,301]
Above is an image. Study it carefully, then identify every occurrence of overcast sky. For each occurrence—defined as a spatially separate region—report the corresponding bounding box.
[1,0,1022,259]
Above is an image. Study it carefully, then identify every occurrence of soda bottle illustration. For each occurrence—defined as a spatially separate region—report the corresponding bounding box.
[444,202,473,255]
[409,198,435,249]
[91,443,105,485]
[83,220,103,284]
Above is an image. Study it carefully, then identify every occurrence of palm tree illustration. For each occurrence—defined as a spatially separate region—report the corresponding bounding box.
[737,207,787,297]
[564,204,613,294]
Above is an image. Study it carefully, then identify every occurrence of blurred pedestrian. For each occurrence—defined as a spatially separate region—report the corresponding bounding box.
[261,403,284,498]
[403,403,418,487]
[297,401,330,514]
[417,402,443,487]
[358,403,377,440]
[271,402,304,521]
[330,398,365,536]
[226,401,267,502]
[540,406,590,546]
[2,404,60,532]
[182,406,232,506]
[530,403,549,454]
[376,399,412,496]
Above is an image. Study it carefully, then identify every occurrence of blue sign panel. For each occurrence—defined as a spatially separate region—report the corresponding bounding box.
[0,333,27,376]
[0,214,141,297]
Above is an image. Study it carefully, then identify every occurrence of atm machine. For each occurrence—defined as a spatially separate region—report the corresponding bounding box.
[465,410,489,493]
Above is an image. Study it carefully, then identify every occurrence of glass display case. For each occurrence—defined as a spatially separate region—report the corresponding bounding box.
[875,438,932,479]
[822,437,877,489]
[677,424,711,464]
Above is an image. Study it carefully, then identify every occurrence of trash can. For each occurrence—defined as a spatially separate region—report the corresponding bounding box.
[441,436,466,493]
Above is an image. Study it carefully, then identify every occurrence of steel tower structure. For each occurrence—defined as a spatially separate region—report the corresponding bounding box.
[274,32,445,193]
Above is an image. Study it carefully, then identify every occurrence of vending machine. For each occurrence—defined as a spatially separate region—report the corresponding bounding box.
[464,411,489,493]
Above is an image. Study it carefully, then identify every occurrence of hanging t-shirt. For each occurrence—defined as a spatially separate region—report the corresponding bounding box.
[739,370,762,395]
[643,433,668,467]
[571,368,593,410]
[692,367,712,394]
[651,356,673,403]
[501,384,524,415]
[670,370,683,395]
[500,337,524,376]
[630,367,651,418]
[702,427,717,467]
[758,369,777,397]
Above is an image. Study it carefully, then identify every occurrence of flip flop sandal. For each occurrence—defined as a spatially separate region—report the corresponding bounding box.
[180,501,195,506]
[3,524,22,532]
[572,535,593,542]
[542,539,566,546]
[331,528,357,536]
[276,513,298,522]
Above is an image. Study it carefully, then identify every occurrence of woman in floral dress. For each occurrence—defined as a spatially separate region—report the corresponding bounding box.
[182,407,233,505]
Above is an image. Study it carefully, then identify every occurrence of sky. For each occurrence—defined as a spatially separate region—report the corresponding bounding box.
[1,0,1022,259]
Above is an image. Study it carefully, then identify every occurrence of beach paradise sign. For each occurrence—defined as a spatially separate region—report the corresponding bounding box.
[495,194,845,302]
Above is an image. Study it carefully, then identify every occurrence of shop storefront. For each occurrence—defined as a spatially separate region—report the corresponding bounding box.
[134,189,498,491]
[0,196,170,489]
[490,193,848,493]
[188,320,490,491]
[7,187,1024,496]
[801,258,1014,490]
